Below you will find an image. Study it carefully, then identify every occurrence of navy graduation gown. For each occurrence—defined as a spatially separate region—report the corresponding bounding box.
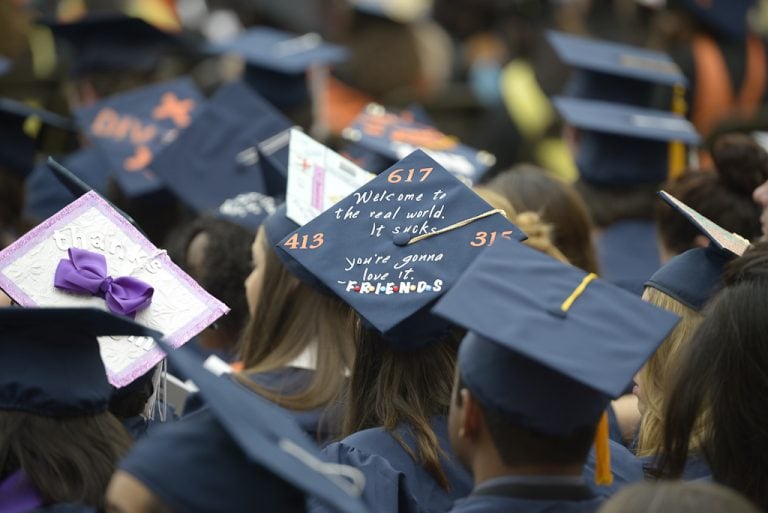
[449,479,603,513]
[639,454,712,481]
[321,415,473,513]
[597,219,661,296]
[26,505,97,513]
[449,495,604,513]
[583,439,644,498]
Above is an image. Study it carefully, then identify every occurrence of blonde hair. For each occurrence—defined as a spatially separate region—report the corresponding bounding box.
[598,481,761,513]
[636,287,705,457]
[474,186,569,264]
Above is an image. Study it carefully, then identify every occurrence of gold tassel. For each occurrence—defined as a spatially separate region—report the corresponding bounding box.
[668,84,688,181]
[594,411,613,486]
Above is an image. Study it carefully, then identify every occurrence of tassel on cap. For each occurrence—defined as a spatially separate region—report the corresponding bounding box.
[668,84,688,181]
[594,411,613,486]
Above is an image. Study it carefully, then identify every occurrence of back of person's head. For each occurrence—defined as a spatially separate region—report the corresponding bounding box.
[344,327,461,489]
[486,164,598,272]
[722,240,768,286]
[598,481,761,513]
[657,279,768,509]
[636,287,703,457]
[238,226,356,416]
[0,409,132,507]
[657,134,768,257]
[165,216,253,350]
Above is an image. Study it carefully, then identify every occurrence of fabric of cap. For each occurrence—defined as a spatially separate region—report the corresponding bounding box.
[645,246,732,311]
[121,340,371,513]
[554,96,700,185]
[263,204,333,296]
[152,80,291,213]
[0,307,162,417]
[46,13,186,77]
[432,241,680,435]
[547,30,686,105]
[676,0,754,40]
[276,149,526,346]
[74,76,203,198]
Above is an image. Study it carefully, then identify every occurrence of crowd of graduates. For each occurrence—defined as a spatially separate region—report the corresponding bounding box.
[3,0,768,512]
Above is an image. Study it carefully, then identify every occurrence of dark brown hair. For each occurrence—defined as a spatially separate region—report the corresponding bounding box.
[238,230,356,418]
[657,134,768,256]
[655,280,768,510]
[0,410,133,507]
[343,328,461,489]
[487,165,599,273]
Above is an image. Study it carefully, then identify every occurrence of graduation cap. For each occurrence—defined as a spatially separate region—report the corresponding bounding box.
[216,192,279,233]
[151,80,292,210]
[645,190,751,310]
[347,0,432,23]
[276,149,526,346]
[0,98,76,178]
[432,241,680,436]
[46,13,187,77]
[675,0,754,40]
[262,130,373,294]
[206,27,348,110]
[119,340,371,513]
[554,96,701,185]
[0,307,162,416]
[74,76,204,197]
[342,103,497,185]
[547,30,686,106]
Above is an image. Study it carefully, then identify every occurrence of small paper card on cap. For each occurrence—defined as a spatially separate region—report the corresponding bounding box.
[0,191,229,387]
[342,104,496,185]
[659,190,751,256]
[74,77,204,197]
[286,129,374,226]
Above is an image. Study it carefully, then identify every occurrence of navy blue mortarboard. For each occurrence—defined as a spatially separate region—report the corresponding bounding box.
[277,150,526,346]
[207,27,348,110]
[119,340,371,513]
[47,13,187,77]
[432,241,680,436]
[342,104,496,184]
[554,96,701,185]
[348,0,432,23]
[645,190,751,310]
[0,98,75,177]
[547,30,687,106]
[152,80,292,210]
[0,307,162,417]
[74,77,203,197]
[676,0,754,40]
[216,192,279,233]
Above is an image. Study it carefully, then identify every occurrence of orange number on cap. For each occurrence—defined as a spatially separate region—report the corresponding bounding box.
[388,167,433,184]
[283,233,325,250]
[471,230,514,247]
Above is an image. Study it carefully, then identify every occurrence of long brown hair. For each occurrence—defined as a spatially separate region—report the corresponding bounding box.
[343,327,461,489]
[487,165,599,273]
[0,410,132,508]
[237,231,356,415]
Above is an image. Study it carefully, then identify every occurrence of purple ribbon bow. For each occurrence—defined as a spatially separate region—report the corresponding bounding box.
[0,470,44,513]
[54,247,154,317]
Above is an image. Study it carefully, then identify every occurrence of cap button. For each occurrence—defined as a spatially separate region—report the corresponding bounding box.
[393,233,411,247]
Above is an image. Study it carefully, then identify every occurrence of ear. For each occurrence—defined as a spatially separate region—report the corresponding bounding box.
[459,389,484,441]
[693,234,710,249]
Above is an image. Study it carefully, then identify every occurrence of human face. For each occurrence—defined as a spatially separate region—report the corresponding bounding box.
[244,228,268,314]
[105,471,164,513]
[753,179,768,238]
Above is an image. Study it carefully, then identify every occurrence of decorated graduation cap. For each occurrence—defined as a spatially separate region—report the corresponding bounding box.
[348,0,432,23]
[263,129,373,294]
[207,27,348,110]
[0,307,162,416]
[74,76,203,197]
[0,98,75,177]
[216,192,279,233]
[547,30,687,106]
[674,0,754,40]
[152,81,292,210]
[24,148,111,220]
[277,149,525,345]
[554,96,700,185]
[119,340,371,513]
[432,241,678,484]
[0,191,228,387]
[47,13,187,77]
[645,191,751,310]
[342,103,497,185]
